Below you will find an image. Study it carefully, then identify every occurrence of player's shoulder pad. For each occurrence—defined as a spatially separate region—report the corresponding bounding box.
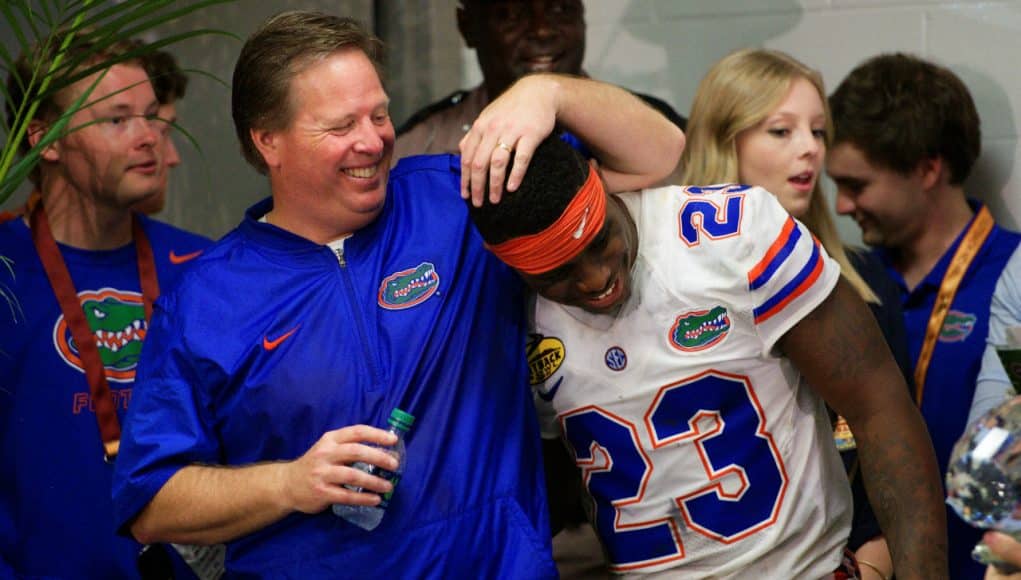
[396,89,472,136]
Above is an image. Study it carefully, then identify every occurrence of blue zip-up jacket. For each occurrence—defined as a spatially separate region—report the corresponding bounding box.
[112,155,556,578]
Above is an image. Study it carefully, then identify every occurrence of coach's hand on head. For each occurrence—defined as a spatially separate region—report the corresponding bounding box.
[459,74,558,207]
[460,72,685,207]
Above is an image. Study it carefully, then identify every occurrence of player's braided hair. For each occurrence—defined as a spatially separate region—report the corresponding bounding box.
[468,136,589,245]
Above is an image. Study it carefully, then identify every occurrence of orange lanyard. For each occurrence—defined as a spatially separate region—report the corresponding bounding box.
[914,206,993,405]
[29,201,159,460]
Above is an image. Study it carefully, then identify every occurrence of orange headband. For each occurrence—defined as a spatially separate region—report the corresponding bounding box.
[488,164,606,275]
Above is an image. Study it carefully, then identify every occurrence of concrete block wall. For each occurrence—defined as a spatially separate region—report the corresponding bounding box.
[462,0,1021,246]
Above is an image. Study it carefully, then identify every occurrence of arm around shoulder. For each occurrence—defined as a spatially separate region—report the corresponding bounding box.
[459,74,685,203]
[545,75,685,192]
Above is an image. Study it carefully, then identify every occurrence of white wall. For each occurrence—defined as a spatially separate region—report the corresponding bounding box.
[462,0,1021,247]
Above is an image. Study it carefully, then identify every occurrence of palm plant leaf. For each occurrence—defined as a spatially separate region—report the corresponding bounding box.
[0,255,23,324]
[0,0,236,323]
[0,0,237,208]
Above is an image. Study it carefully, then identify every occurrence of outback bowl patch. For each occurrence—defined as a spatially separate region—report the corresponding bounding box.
[378,262,440,310]
[939,309,977,342]
[669,305,731,352]
[527,334,566,386]
[53,288,146,383]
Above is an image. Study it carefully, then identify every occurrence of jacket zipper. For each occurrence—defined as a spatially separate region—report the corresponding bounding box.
[333,246,383,386]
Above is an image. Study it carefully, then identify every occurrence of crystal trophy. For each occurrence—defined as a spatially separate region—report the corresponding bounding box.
[946,396,1021,573]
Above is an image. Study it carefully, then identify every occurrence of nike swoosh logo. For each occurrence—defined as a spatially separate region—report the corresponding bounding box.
[169,249,203,265]
[572,208,590,239]
[537,377,563,402]
[263,325,300,351]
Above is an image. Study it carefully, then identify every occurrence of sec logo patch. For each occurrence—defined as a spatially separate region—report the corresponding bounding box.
[605,346,627,371]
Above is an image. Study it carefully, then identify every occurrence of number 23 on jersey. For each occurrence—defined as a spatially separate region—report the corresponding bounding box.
[560,370,788,572]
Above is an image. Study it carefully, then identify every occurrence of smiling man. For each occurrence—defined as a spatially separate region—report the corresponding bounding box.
[394,0,686,160]
[468,136,949,578]
[0,32,209,578]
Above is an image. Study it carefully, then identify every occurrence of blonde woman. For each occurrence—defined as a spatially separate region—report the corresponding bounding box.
[682,48,913,580]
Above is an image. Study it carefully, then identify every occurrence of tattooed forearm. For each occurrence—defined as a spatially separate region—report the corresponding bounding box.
[855,411,948,579]
[782,279,948,579]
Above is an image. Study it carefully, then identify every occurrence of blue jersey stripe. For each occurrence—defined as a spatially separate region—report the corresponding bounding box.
[753,239,823,323]
[749,222,802,291]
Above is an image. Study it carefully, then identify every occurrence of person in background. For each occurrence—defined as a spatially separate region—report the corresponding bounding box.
[967,249,1021,580]
[828,52,1021,580]
[467,134,947,578]
[0,30,210,578]
[109,11,683,578]
[681,47,914,580]
[395,0,685,160]
[3,47,188,221]
[133,47,189,216]
[969,246,1021,424]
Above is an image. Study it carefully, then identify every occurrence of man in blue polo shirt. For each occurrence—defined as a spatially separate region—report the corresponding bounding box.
[827,52,1021,580]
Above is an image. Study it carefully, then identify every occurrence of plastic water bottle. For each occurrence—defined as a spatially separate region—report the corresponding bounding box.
[332,408,414,530]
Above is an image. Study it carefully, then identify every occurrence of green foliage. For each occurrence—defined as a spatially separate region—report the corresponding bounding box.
[0,255,21,325]
[0,0,238,207]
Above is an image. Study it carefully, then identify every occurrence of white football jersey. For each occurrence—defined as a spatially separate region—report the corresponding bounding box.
[530,184,852,578]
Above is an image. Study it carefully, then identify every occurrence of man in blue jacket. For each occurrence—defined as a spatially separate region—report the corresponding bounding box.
[111,10,683,578]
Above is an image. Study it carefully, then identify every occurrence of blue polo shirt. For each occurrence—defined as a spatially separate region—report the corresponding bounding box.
[878,200,1021,580]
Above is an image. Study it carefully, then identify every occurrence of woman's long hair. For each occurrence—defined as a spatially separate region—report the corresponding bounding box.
[682,48,878,303]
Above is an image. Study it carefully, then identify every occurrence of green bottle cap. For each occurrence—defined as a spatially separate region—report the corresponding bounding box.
[389,408,415,430]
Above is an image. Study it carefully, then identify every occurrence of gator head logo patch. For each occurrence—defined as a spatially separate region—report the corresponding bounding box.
[378,262,440,310]
[527,333,566,386]
[669,305,731,352]
[940,310,977,343]
[53,288,146,383]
